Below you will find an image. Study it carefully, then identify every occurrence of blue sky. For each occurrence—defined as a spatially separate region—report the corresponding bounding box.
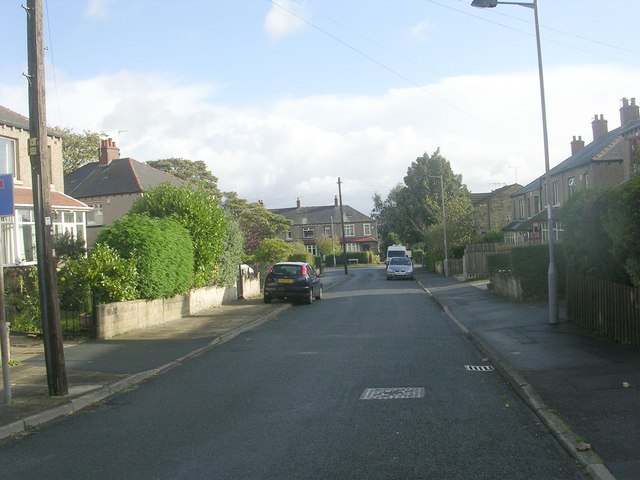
[2,0,639,214]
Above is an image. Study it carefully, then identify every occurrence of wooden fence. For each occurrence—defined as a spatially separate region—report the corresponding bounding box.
[463,243,512,280]
[566,270,640,346]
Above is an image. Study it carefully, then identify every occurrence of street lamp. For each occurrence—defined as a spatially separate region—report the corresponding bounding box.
[471,0,558,324]
[428,175,448,278]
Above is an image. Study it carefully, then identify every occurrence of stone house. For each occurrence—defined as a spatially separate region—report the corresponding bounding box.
[64,138,185,248]
[0,105,89,266]
[504,97,640,244]
[269,197,379,256]
[470,183,522,238]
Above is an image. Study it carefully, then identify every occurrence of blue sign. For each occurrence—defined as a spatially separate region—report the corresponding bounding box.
[0,174,15,216]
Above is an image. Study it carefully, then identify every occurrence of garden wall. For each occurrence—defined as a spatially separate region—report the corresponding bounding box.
[95,274,262,339]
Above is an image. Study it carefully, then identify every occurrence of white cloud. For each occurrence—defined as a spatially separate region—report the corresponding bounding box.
[264,0,307,41]
[2,63,640,215]
[409,19,431,41]
[85,0,112,20]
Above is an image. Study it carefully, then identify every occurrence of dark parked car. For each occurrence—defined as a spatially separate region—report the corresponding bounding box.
[263,262,323,304]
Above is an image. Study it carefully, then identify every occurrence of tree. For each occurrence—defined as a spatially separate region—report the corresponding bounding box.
[372,149,472,255]
[147,158,221,199]
[253,238,293,265]
[57,127,104,174]
[222,192,292,257]
[129,183,230,287]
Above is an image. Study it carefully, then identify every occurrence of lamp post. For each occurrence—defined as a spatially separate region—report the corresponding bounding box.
[428,175,448,277]
[471,0,558,324]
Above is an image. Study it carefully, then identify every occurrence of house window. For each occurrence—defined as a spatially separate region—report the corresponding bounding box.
[305,244,317,255]
[86,203,104,226]
[363,224,371,235]
[552,180,560,206]
[0,136,16,177]
[568,177,576,198]
[302,226,315,238]
[52,210,86,243]
[518,198,525,219]
[346,243,359,252]
[286,229,292,240]
[534,195,541,214]
[344,224,355,236]
[17,208,36,263]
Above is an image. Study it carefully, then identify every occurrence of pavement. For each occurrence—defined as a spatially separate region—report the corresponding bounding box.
[1,267,639,480]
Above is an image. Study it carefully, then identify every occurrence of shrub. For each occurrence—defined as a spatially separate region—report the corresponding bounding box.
[4,267,41,334]
[217,216,244,286]
[54,231,86,264]
[130,184,228,287]
[96,214,194,299]
[57,243,139,306]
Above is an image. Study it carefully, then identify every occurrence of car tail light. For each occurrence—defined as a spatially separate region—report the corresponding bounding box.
[300,265,307,276]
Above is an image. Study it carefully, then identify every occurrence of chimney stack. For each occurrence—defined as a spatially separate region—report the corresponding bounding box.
[334,195,339,207]
[592,114,608,141]
[99,138,120,165]
[296,197,301,209]
[571,135,585,155]
[620,97,640,126]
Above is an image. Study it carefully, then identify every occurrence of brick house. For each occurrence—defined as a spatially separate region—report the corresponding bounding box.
[470,183,522,238]
[504,97,640,244]
[0,105,90,266]
[64,138,186,248]
[269,197,379,256]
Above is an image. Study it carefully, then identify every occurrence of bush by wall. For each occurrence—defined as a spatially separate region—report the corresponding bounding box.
[487,244,566,300]
[288,252,316,265]
[97,214,194,299]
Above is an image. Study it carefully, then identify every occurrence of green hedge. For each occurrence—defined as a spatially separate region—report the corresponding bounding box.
[97,214,194,299]
[287,252,316,266]
[488,244,566,300]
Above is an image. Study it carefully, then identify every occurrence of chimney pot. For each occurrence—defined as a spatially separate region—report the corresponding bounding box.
[620,96,640,126]
[99,137,120,165]
[296,198,301,209]
[592,114,608,141]
[334,195,339,207]
[571,135,585,155]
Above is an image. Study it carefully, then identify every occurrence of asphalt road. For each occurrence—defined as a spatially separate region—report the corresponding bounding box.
[0,268,586,479]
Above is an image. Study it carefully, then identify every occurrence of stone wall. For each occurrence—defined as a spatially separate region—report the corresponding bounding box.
[95,274,262,339]
[489,271,524,302]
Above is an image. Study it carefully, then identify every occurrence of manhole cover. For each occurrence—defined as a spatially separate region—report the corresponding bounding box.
[465,365,495,372]
[360,387,425,400]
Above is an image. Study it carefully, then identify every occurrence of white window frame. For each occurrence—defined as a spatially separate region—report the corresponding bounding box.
[344,224,355,236]
[302,226,315,239]
[552,180,560,206]
[1,208,87,266]
[86,202,104,226]
[346,243,359,252]
[305,244,317,255]
[518,198,525,219]
[0,136,16,177]
[363,223,371,236]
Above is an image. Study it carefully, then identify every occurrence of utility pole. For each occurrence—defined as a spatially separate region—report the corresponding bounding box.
[26,0,68,396]
[337,178,348,275]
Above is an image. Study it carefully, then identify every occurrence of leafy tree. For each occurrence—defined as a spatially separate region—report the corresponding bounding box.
[372,149,472,256]
[253,238,293,265]
[129,183,229,287]
[222,192,292,256]
[96,214,194,298]
[53,231,86,264]
[316,235,336,257]
[217,217,245,286]
[147,158,221,199]
[57,127,104,174]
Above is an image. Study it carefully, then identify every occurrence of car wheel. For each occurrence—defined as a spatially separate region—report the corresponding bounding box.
[306,289,314,305]
[315,285,323,300]
[263,294,272,304]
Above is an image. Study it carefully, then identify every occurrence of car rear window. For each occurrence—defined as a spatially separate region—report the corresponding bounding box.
[389,258,411,265]
[273,265,303,275]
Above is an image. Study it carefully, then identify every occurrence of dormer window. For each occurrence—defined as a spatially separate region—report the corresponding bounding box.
[0,136,16,176]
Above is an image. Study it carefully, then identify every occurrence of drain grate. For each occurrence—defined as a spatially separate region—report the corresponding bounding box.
[465,365,495,372]
[360,387,425,400]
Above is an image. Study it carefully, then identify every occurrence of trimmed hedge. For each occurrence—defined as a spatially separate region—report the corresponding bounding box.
[487,244,566,300]
[97,214,194,299]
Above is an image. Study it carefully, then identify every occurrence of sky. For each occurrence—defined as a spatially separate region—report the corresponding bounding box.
[1,0,639,215]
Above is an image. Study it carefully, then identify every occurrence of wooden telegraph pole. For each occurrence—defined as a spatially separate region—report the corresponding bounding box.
[26,0,68,396]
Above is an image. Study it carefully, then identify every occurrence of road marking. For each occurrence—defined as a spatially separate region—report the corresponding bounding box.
[360,387,425,400]
[465,365,495,372]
